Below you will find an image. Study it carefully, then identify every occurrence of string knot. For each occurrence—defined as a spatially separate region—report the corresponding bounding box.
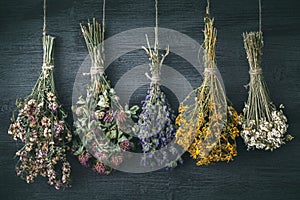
[83,65,104,76]
[145,72,160,85]
[249,68,262,75]
[91,66,104,75]
[42,63,54,71]
[204,67,218,75]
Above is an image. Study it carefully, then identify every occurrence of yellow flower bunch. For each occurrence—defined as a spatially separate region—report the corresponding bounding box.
[175,91,239,166]
[175,4,239,166]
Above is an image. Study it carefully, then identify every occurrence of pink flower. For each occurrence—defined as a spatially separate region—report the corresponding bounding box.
[48,102,58,112]
[93,162,107,174]
[78,152,91,167]
[29,116,37,127]
[53,121,64,135]
[110,155,124,166]
[120,140,131,151]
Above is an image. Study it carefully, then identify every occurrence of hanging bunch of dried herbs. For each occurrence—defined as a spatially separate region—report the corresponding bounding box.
[175,3,239,166]
[135,0,183,169]
[72,12,138,173]
[8,0,72,189]
[240,1,293,151]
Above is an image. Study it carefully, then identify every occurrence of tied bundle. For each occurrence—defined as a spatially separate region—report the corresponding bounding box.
[175,5,239,166]
[8,35,72,189]
[72,19,138,174]
[240,31,293,150]
[135,0,182,169]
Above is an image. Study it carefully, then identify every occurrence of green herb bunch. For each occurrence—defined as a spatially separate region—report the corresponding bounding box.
[72,19,138,174]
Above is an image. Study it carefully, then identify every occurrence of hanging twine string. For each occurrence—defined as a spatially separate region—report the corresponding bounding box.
[41,0,54,71]
[43,0,46,38]
[259,0,262,32]
[206,0,210,15]
[42,0,47,67]
[102,0,106,47]
[154,0,158,50]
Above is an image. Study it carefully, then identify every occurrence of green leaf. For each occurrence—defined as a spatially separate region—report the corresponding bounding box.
[130,105,139,113]
[77,96,86,105]
[73,146,84,156]
[110,130,117,139]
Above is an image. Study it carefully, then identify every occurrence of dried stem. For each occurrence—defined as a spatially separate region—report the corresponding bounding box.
[243,31,272,124]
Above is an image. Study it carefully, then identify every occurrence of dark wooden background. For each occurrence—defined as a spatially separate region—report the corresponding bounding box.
[1,0,300,199]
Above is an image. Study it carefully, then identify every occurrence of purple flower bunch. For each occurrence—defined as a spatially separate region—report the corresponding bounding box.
[137,85,183,169]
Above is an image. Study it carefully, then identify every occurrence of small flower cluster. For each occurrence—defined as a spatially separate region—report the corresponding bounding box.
[8,35,72,189]
[72,19,138,174]
[240,31,293,151]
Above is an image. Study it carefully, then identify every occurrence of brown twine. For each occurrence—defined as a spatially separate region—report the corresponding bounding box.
[42,64,54,73]
[204,67,218,75]
[249,68,262,75]
[259,0,262,32]
[145,72,160,85]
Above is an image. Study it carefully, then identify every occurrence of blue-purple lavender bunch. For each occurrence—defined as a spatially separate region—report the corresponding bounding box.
[137,84,183,169]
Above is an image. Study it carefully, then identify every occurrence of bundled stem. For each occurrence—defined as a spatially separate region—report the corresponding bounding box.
[243,32,271,124]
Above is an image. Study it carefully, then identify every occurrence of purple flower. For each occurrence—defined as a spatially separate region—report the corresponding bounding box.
[53,121,64,134]
[103,110,114,123]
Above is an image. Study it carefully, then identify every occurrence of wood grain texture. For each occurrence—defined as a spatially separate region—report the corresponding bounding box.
[0,0,300,199]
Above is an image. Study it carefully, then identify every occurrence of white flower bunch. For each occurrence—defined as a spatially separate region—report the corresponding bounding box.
[240,32,293,151]
[240,105,292,151]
